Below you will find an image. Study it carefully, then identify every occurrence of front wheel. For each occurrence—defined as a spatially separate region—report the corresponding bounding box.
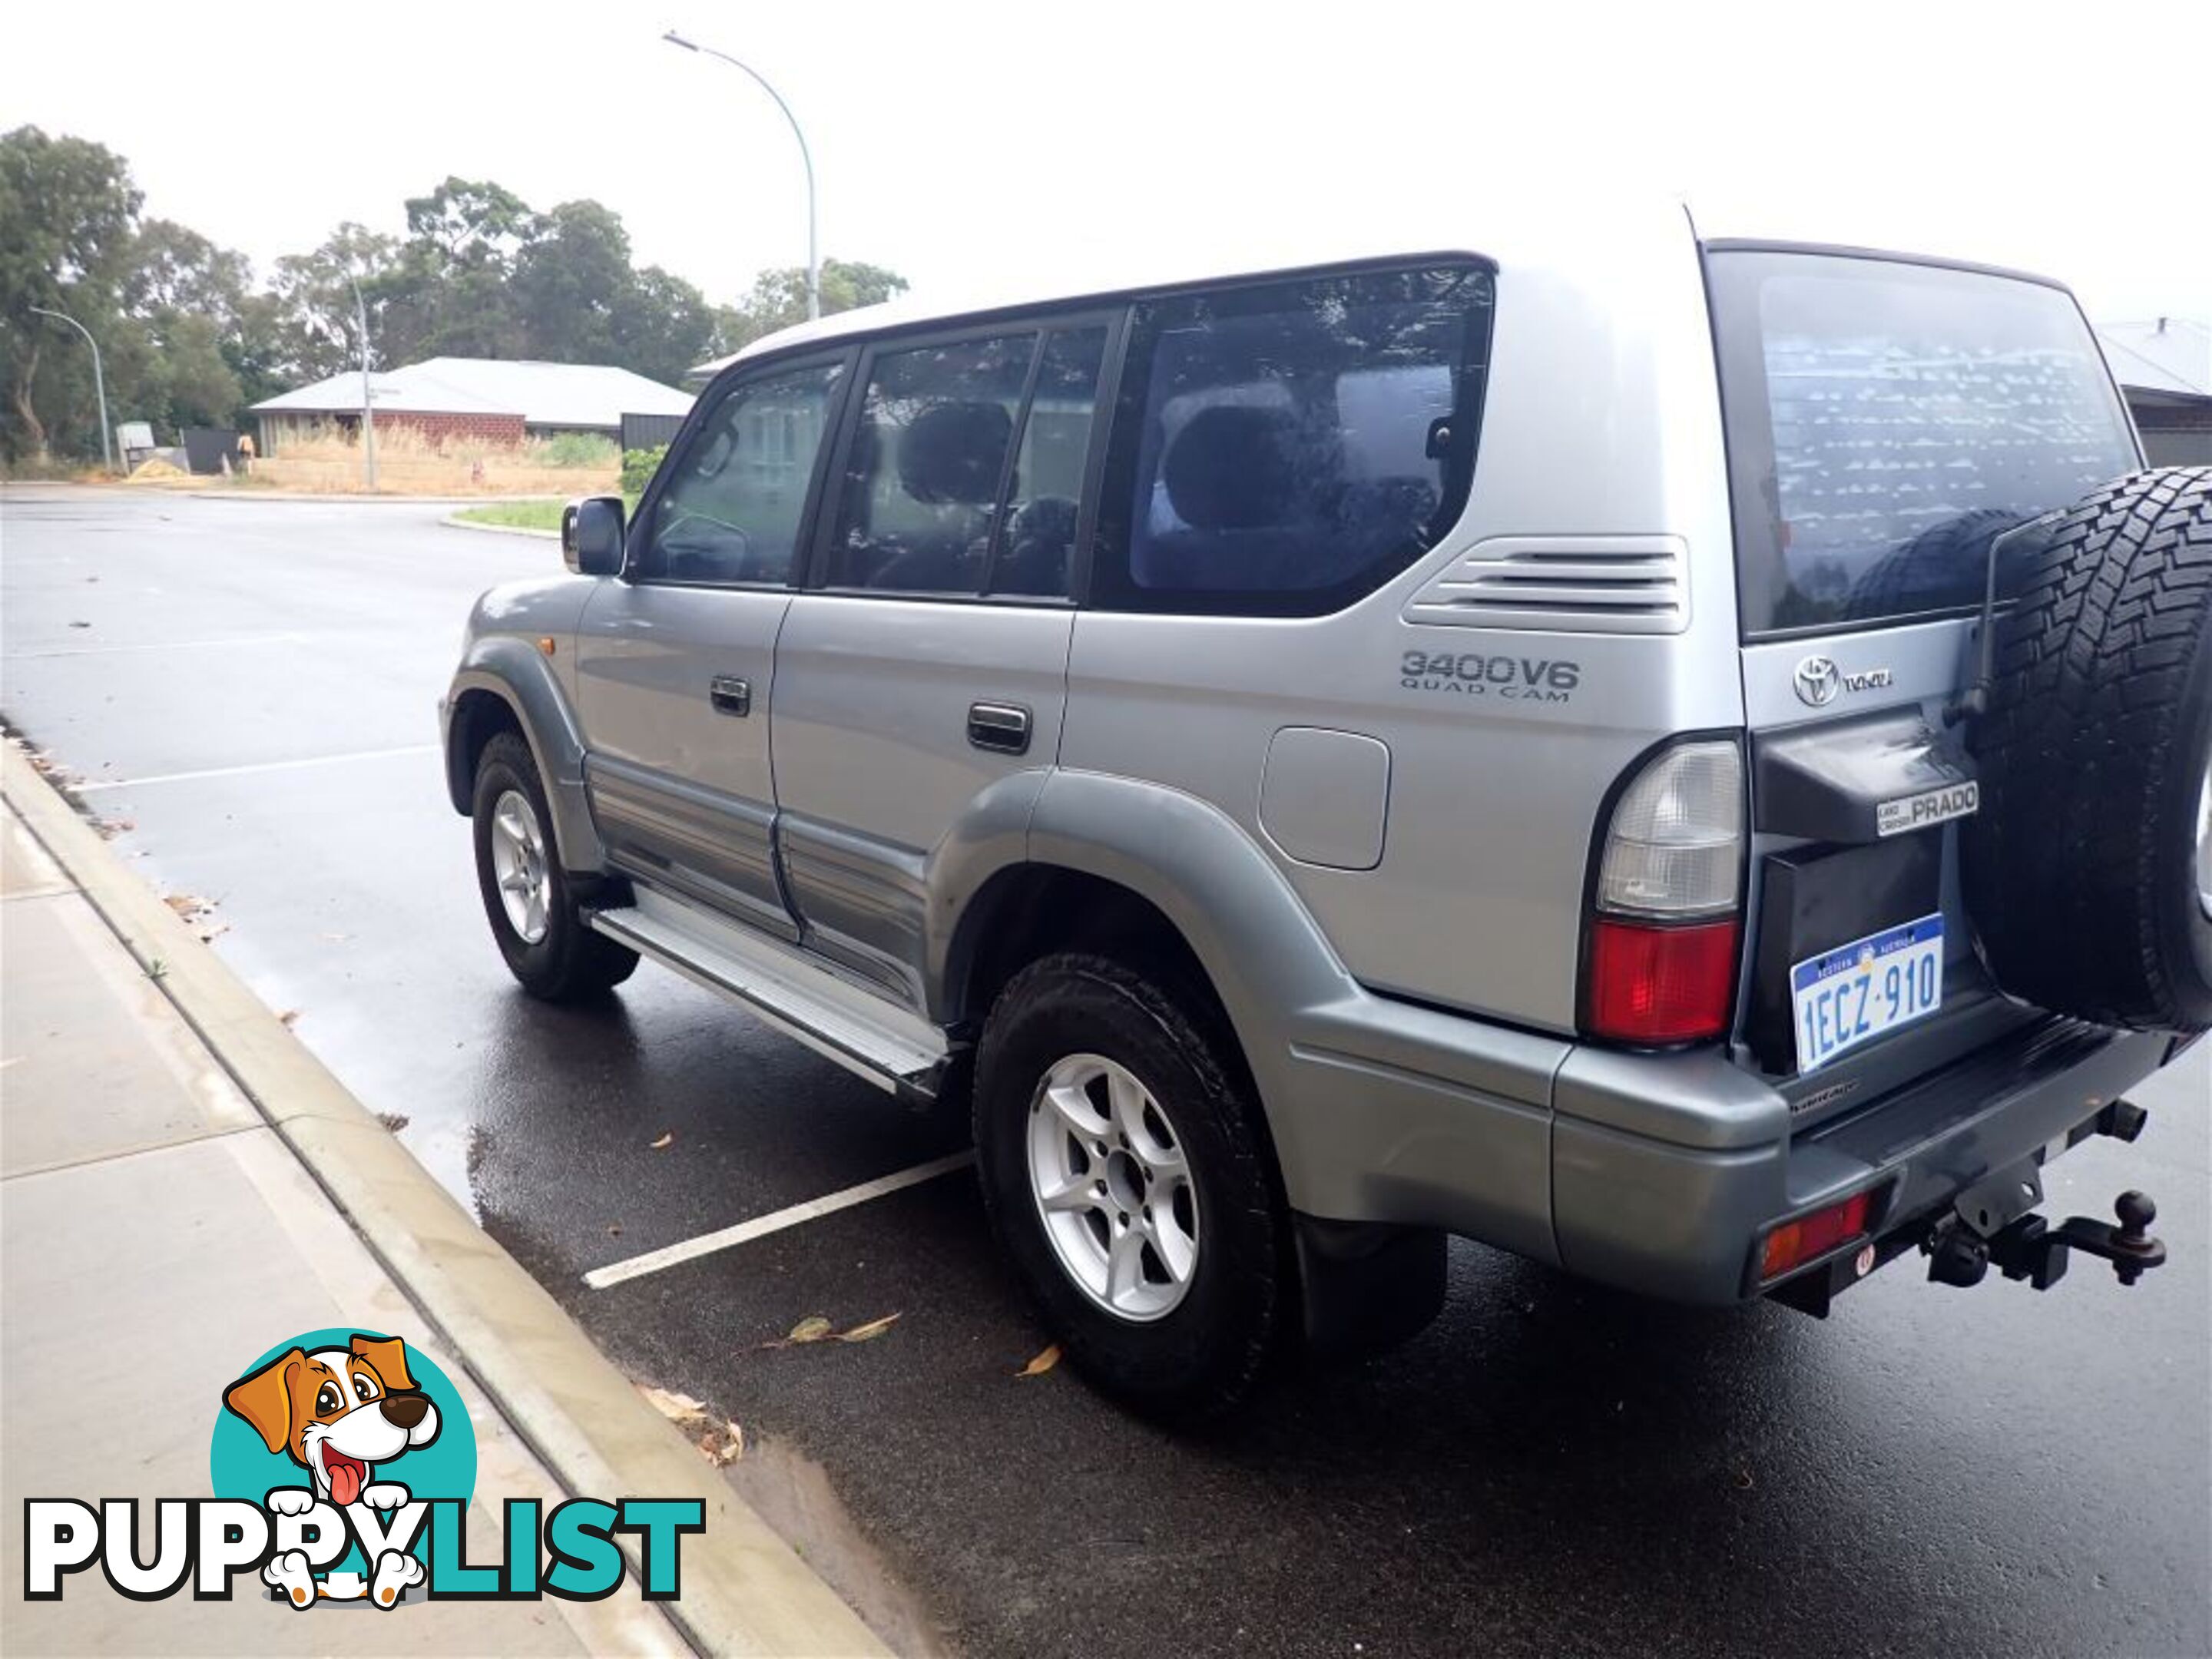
[471,732,637,1001]
[973,954,1289,1421]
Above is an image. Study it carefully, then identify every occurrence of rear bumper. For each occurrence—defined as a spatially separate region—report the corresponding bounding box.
[1548,1017,2176,1303]
[1276,989,2181,1304]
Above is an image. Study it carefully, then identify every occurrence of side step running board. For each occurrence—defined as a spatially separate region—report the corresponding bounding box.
[588,889,952,1098]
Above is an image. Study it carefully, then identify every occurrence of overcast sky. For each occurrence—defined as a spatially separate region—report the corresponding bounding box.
[6,0,2207,324]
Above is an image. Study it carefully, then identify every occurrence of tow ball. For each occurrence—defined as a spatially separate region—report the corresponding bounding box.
[1925,1191,2167,1291]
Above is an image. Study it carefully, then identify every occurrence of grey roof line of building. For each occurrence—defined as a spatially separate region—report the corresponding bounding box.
[252,358,696,426]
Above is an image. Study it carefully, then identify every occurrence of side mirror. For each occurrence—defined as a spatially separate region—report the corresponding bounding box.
[561,496,626,577]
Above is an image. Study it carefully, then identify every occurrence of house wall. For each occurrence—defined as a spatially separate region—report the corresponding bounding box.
[2125,392,2212,467]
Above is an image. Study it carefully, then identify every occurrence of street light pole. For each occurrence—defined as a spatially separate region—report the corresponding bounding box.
[661,28,820,321]
[29,305,112,472]
[346,276,378,492]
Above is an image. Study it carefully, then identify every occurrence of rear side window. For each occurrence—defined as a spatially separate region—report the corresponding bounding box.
[1708,250,2138,638]
[827,333,1035,594]
[1091,264,1494,616]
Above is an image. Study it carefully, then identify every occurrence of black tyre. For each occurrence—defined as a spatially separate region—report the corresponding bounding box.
[973,954,1289,1421]
[1964,466,2212,1031]
[471,732,637,1002]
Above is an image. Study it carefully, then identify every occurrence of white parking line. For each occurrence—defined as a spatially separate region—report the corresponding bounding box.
[583,1150,976,1290]
[74,744,439,792]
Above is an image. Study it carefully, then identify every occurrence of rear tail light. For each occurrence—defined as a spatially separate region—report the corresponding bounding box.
[1759,1190,1874,1282]
[1582,739,1745,1045]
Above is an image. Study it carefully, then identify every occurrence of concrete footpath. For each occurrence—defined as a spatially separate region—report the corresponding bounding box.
[0,747,889,1657]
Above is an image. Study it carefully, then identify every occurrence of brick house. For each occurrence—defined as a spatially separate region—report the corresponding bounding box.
[250,357,693,454]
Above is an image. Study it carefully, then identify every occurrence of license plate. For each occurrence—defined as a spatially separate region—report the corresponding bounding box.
[1791,914,1945,1075]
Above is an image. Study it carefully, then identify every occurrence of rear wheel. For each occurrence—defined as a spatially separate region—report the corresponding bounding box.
[1965,466,2212,1030]
[471,733,637,1002]
[973,954,1289,1421]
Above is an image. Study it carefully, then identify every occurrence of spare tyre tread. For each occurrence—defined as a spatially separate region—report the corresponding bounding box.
[1965,465,2212,1031]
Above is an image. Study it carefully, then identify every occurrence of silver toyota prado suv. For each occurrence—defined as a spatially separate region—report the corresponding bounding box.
[444,200,2211,1418]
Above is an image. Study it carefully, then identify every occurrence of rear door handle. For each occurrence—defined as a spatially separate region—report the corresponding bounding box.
[709,675,751,717]
[967,701,1031,755]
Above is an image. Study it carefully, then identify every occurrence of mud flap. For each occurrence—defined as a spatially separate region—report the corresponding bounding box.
[1293,1216,1447,1362]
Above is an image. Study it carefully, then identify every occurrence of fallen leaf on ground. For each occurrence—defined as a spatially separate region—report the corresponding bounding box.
[835,1312,902,1343]
[638,1386,708,1424]
[276,1009,300,1027]
[647,1131,674,1150]
[163,892,215,919]
[760,1315,835,1349]
[699,1420,746,1465]
[1015,1344,1062,1379]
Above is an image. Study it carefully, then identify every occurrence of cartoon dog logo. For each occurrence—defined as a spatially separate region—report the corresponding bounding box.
[223,1333,439,1607]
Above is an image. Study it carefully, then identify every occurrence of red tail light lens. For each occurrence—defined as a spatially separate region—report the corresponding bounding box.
[1584,916,1740,1044]
[1760,1190,1874,1282]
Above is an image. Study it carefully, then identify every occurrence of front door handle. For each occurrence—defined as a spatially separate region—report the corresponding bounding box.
[709,674,751,717]
[967,701,1031,755]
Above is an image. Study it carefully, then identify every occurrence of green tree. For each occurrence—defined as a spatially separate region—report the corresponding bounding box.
[0,125,141,460]
[613,265,717,387]
[711,258,909,357]
[386,176,535,360]
[512,199,633,363]
[267,222,402,384]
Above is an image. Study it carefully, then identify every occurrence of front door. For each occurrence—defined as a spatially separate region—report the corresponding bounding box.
[574,354,848,938]
[770,321,1114,1007]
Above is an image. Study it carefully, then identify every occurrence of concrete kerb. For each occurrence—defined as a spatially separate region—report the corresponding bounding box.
[1,743,889,1659]
[442,511,561,538]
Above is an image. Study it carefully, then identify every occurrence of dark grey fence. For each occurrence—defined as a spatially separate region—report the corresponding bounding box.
[620,412,687,453]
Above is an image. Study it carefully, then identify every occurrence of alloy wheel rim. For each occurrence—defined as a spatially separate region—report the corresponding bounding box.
[489,788,552,945]
[2195,762,2212,922]
[1025,1052,1200,1322]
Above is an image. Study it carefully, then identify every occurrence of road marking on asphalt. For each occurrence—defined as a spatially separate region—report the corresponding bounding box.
[74,744,439,792]
[583,1150,976,1290]
[13,631,316,659]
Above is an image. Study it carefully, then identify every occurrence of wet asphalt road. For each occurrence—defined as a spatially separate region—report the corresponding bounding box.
[4,487,2208,1658]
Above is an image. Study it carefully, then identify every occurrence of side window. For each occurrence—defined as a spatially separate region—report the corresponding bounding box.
[827,333,1035,594]
[987,326,1107,599]
[640,360,843,584]
[1092,265,1495,616]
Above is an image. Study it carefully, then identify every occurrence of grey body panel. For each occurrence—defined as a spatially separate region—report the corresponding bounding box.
[572,580,795,935]
[1057,238,1742,1033]
[770,594,1075,1009]
[442,578,605,871]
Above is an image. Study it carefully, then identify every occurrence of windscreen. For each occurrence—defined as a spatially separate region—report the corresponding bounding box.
[1707,250,2138,638]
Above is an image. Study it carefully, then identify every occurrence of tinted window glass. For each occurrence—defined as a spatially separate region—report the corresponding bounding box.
[988,326,1107,599]
[642,361,843,584]
[828,333,1035,593]
[1709,252,2137,637]
[1093,265,1492,616]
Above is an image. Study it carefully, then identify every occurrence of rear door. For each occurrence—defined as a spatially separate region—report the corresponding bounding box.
[1704,247,2142,1109]
[573,353,849,939]
[770,318,1115,1009]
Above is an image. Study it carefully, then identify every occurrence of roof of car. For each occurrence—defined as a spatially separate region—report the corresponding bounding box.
[690,194,2081,382]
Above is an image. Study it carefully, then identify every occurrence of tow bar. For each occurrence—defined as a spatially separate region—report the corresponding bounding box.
[1926,1191,2167,1291]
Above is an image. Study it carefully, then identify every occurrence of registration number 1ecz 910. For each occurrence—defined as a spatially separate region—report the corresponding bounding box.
[1790,914,1945,1075]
